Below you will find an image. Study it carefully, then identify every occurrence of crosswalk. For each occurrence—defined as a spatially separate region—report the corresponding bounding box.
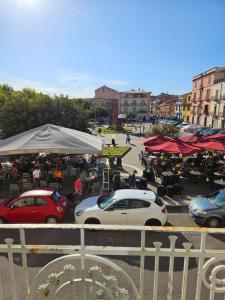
[160,195,190,207]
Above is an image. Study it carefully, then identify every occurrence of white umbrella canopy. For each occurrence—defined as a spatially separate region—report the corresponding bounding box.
[0,124,103,155]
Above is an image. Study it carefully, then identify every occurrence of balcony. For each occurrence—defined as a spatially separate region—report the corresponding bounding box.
[0,224,225,300]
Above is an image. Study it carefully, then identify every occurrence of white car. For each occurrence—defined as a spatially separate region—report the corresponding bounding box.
[74,189,167,226]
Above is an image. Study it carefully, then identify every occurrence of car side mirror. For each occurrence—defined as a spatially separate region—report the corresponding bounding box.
[106,206,113,211]
[10,205,15,210]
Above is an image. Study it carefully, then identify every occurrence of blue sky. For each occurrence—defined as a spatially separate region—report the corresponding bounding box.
[0,0,224,97]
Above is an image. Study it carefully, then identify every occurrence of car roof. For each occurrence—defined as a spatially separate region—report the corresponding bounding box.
[114,189,155,202]
[19,189,54,198]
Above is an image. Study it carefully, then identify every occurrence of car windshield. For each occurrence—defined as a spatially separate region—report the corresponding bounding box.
[208,190,225,207]
[50,191,62,203]
[97,192,116,209]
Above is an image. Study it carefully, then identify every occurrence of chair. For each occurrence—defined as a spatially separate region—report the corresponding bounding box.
[40,180,48,187]
[9,184,20,195]
[22,172,30,178]
[92,181,100,193]
[49,182,59,190]
[70,168,78,177]
[22,182,32,191]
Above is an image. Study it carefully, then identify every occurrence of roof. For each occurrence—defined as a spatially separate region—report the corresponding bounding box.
[120,90,151,94]
[95,85,118,93]
[193,67,225,80]
[20,189,54,197]
[114,189,155,201]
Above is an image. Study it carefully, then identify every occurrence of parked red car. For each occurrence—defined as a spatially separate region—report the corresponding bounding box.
[0,189,69,224]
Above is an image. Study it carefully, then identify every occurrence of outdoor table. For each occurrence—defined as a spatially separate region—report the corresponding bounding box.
[189,170,203,176]
[214,179,225,186]
[214,172,225,180]
[217,160,225,165]
[162,171,174,177]
[189,170,204,183]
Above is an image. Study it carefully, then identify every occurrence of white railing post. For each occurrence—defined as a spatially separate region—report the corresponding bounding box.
[152,242,162,300]
[80,227,86,300]
[19,228,30,300]
[195,232,206,300]
[139,230,145,300]
[167,235,177,300]
[4,238,17,300]
[181,242,192,300]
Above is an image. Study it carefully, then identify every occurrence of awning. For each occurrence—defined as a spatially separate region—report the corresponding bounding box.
[0,124,103,155]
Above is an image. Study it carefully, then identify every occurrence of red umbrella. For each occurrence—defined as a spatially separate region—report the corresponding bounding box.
[142,135,173,146]
[204,133,225,141]
[179,134,205,143]
[146,140,200,156]
[194,141,225,151]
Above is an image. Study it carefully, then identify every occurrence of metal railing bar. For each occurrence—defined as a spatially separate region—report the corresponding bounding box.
[19,229,30,300]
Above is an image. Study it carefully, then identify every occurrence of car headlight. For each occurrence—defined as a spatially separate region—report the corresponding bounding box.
[76,210,84,217]
[196,210,208,216]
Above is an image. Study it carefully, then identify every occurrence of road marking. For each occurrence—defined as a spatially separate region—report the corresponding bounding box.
[123,163,143,176]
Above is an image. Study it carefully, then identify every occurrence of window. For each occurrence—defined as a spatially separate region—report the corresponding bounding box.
[208,75,211,84]
[193,93,196,101]
[98,192,116,209]
[36,197,48,206]
[14,197,35,208]
[215,89,219,99]
[113,200,129,210]
[206,89,210,100]
[128,199,150,209]
[194,81,197,88]
[50,191,62,203]
[209,190,225,207]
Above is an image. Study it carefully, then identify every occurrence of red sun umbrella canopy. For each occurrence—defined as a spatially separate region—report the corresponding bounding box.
[193,141,225,151]
[146,140,201,156]
[142,135,173,146]
[204,133,225,141]
[179,134,205,143]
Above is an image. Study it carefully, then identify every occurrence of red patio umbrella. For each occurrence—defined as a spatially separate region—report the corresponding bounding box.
[146,140,201,156]
[204,133,225,141]
[179,134,205,143]
[142,135,173,146]
[193,141,225,151]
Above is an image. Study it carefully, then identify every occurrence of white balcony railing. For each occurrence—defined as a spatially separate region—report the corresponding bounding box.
[0,224,225,300]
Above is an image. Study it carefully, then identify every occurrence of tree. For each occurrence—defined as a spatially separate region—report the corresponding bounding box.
[150,124,180,139]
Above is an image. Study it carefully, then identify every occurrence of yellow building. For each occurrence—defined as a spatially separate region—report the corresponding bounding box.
[182,92,192,122]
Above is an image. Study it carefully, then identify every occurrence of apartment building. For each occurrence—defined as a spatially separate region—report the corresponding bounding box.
[182,92,192,123]
[90,85,119,125]
[119,89,151,121]
[210,80,225,128]
[191,67,225,127]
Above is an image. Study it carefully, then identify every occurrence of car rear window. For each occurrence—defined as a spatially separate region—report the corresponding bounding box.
[50,191,62,203]
[155,196,164,207]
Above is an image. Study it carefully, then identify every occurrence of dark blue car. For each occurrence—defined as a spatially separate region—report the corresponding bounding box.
[188,189,225,227]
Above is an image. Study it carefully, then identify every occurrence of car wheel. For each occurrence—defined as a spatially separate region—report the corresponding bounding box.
[145,219,161,226]
[206,217,221,228]
[85,218,100,224]
[45,216,58,224]
[0,217,7,224]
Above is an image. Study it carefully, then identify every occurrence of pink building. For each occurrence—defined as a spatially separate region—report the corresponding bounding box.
[95,85,119,100]
[191,67,225,127]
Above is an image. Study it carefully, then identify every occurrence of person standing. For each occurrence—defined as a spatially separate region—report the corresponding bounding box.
[32,166,42,187]
[128,170,137,188]
[126,133,131,144]
[112,135,116,147]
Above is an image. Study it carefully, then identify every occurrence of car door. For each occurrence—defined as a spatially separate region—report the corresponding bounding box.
[126,199,151,225]
[6,197,36,223]
[33,197,49,223]
[102,199,129,225]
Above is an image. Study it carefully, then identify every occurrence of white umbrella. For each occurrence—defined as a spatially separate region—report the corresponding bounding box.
[0,124,102,155]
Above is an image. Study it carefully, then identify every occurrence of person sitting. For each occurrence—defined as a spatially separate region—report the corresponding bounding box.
[128,170,138,188]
